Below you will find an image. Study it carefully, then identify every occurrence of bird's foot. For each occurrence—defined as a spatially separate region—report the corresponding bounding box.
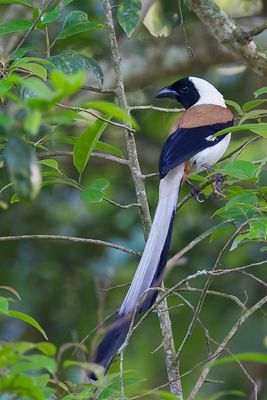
[214,173,226,196]
[186,180,205,203]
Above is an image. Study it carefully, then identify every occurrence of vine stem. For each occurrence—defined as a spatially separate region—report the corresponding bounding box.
[102,1,183,397]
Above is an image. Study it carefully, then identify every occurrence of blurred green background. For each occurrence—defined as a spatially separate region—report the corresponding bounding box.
[0,0,267,398]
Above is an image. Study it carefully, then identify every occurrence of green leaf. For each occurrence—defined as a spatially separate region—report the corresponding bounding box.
[12,60,47,80]
[0,20,32,36]
[242,99,267,112]
[11,354,57,374]
[6,310,48,339]
[80,178,110,202]
[10,46,38,60]
[5,136,41,201]
[80,187,104,202]
[39,5,62,27]
[49,50,103,87]
[83,101,137,128]
[156,390,182,399]
[215,123,267,137]
[95,141,125,158]
[56,10,103,40]
[213,352,267,366]
[0,0,33,6]
[0,297,9,314]
[225,99,243,115]
[35,342,56,356]
[39,159,59,171]
[24,110,42,135]
[220,160,259,182]
[63,360,104,376]
[254,86,267,97]
[0,374,44,400]
[90,178,110,191]
[117,0,142,38]
[50,69,84,95]
[207,390,246,400]
[73,119,109,175]
[239,109,267,125]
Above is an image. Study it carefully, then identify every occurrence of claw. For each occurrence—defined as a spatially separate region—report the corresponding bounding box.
[190,187,205,203]
[186,179,205,203]
[215,173,226,193]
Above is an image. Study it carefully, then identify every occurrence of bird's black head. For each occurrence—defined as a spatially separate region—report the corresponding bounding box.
[155,77,200,109]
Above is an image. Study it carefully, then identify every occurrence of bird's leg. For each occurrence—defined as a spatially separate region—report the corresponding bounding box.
[185,179,205,203]
[202,163,226,195]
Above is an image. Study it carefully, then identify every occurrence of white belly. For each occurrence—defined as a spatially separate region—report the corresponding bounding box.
[191,134,231,172]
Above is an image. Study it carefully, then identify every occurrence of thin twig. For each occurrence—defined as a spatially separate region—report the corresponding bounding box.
[13,0,57,53]
[130,105,184,113]
[246,21,267,38]
[81,85,116,95]
[38,151,129,166]
[104,198,139,209]
[57,103,136,133]
[178,0,194,59]
[0,235,140,256]
[188,295,267,400]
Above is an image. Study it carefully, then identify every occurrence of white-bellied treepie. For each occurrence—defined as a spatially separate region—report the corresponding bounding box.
[91,77,233,375]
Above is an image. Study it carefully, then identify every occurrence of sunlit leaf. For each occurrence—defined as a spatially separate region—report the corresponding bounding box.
[254,86,267,97]
[242,99,267,112]
[225,99,243,115]
[215,123,267,137]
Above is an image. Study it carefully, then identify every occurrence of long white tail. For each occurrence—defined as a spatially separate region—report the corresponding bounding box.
[91,164,184,374]
[119,165,184,315]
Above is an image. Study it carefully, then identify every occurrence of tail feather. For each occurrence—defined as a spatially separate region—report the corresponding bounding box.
[91,165,184,374]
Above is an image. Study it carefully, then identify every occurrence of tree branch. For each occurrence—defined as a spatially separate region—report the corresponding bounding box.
[102,1,183,396]
[0,234,140,256]
[190,0,267,76]
[188,295,267,400]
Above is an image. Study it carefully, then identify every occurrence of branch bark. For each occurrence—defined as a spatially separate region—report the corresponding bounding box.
[190,0,267,77]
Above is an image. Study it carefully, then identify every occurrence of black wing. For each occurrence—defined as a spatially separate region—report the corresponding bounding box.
[159,121,233,179]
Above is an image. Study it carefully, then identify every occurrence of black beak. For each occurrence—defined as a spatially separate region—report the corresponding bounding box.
[155,86,177,99]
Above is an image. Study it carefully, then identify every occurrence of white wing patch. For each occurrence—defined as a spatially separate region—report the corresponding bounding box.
[205,135,217,142]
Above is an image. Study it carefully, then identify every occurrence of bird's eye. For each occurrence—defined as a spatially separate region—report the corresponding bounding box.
[180,86,189,93]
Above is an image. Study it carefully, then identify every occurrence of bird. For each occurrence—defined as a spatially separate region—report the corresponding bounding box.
[91,76,234,376]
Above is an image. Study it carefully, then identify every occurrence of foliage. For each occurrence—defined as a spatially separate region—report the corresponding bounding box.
[0,0,267,399]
